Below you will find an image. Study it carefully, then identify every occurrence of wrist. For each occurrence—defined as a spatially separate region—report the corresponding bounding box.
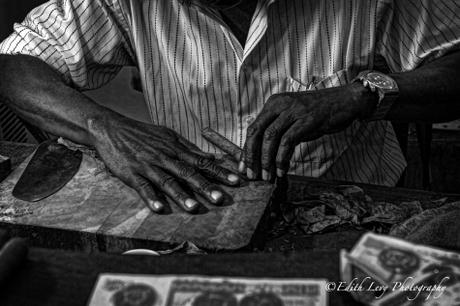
[347,81,379,120]
[86,111,123,146]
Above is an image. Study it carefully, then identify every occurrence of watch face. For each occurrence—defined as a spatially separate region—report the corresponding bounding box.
[366,72,397,90]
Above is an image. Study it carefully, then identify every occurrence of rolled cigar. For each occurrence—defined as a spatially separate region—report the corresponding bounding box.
[201,127,243,160]
[0,238,28,286]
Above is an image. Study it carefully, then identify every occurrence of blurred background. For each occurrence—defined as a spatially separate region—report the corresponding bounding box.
[1,0,459,192]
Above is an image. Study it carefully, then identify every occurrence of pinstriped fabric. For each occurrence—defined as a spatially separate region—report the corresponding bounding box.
[0,0,134,89]
[1,0,459,186]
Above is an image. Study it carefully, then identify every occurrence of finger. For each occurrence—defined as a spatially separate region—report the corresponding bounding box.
[162,157,224,204]
[180,153,240,186]
[131,175,165,213]
[276,122,321,178]
[143,166,200,213]
[260,114,295,181]
[242,111,278,179]
[178,137,216,159]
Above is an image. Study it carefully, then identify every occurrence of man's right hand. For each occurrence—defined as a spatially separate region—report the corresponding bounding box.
[88,114,240,213]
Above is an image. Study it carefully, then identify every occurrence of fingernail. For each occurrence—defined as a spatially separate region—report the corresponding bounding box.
[210,190,223,202]
[238,161,246,173]
[227,174,240,184]
[247,168,255,180]
[262,170,271,181]
[276,168,285,178]
[148,200,164,213]
[185,198,199,210]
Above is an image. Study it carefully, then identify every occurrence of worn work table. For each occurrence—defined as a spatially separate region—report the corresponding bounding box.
[1,140,460,253]
[1,141,460,306]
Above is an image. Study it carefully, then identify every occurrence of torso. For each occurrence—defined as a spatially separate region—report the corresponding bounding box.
[119,0,406,185]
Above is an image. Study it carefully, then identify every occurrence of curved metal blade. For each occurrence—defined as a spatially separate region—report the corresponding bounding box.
[12,140,82,202]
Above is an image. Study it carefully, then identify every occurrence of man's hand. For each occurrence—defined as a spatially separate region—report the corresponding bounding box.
[0,55,241,214]
[239,83,377,181]
[88,115,240,213]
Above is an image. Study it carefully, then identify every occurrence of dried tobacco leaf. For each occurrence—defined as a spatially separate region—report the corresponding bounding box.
[296,205,326,225]
[319,192,352,219]
[362,202,406,224]
[302,216,342,234]
[319,192,365,222]
[287,184,450,236]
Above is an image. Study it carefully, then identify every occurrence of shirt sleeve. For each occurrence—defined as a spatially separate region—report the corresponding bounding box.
[0,0,134,90]
[376,0,460,72]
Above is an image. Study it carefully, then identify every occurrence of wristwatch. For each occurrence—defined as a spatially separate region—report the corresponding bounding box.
[352,70,399,121]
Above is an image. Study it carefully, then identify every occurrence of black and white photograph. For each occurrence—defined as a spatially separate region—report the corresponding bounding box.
[0,0,459,305]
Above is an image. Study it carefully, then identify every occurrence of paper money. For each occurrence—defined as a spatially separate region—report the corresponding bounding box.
[341,233,460,305]
[88,274,328,306]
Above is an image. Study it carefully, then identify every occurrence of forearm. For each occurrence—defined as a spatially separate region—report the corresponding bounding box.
[387,51,460,122]
[0,54,121,146]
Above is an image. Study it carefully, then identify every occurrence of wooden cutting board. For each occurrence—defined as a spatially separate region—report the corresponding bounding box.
[0,153,274,252]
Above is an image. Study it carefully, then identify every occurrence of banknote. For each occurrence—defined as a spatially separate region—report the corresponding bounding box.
[87,274,328,306]
[350,234,447,284]
[341,233,460,305]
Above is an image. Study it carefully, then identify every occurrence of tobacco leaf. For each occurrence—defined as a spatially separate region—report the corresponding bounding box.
[286,184,451,236]
[362,202,406,224]
[296,205,326,225]
[302,216,342,234]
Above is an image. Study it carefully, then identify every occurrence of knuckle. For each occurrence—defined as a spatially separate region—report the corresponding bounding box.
[197,181,213,193]
[136,179,150,189]
[285,113,297,123]
[261,152,272,169]
[176,151,188,162]
[246,124,260,138]
[158,173,175,189]
[201,164,225,179]
[263,127,278,141]
[172,191,187,201]
[195,156,214,169]
[176,161,198,178]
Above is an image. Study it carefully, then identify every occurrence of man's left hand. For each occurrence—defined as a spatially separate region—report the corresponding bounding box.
[239,82,377,181]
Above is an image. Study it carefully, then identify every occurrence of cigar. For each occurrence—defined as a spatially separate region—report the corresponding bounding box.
[201,127,243,160]
[0,238,28,286]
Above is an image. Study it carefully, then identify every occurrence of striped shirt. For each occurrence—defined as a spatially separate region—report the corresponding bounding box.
[1,0,459,186]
